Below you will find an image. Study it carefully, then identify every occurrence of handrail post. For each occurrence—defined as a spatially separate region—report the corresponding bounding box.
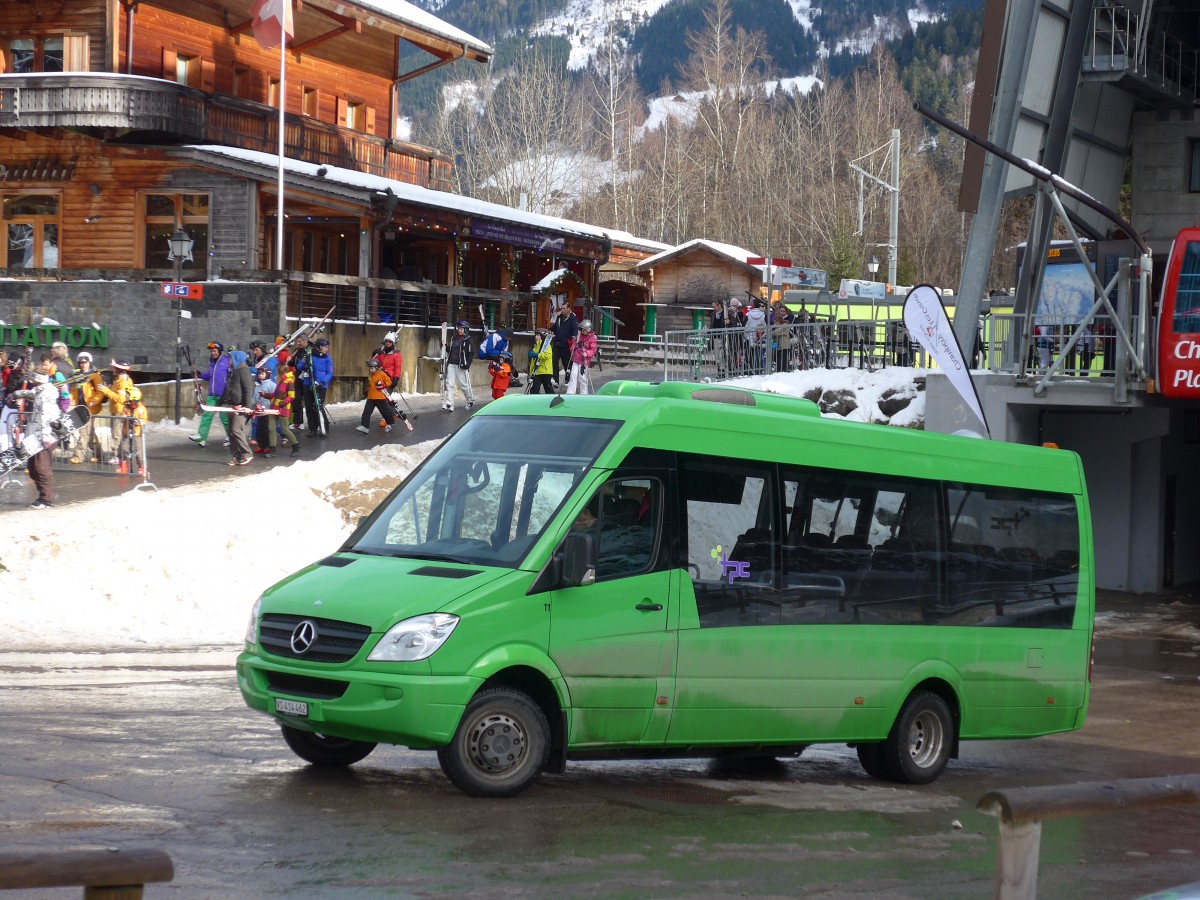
[993,819,1042,900]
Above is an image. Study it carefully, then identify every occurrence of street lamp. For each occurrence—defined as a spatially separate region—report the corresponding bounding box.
[867,255,880,282]
[168,228,194,425]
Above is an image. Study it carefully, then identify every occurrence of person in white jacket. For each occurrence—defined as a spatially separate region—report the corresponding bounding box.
[743,299,768,375]
[12,352,60,508]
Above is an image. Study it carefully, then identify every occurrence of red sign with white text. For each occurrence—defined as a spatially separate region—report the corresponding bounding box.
[161,282,204,300]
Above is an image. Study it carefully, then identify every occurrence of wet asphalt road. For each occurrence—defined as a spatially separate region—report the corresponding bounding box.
[0,596,1198,899]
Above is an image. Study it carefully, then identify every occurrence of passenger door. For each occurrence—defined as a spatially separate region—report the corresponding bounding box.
[547,475,675,746]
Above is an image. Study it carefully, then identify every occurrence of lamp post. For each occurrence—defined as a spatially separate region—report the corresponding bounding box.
[867,255,880,282]
[168,228,194,424]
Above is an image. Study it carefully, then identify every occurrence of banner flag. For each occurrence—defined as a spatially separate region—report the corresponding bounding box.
[249,0,294,50]
[903,284,991,437]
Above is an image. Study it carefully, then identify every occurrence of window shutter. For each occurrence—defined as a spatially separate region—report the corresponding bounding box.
[336,97,348,127]
[201,58,215,92]
[63,34,89,71]
[161,47,177,79]
[365,106,376,135]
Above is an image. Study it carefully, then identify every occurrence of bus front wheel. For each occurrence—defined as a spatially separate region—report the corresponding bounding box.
[880,690,953,784]
[438,687,551,798]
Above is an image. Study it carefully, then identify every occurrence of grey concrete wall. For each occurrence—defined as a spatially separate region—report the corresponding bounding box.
[1130,110,1200,259]
[0,281,281,373]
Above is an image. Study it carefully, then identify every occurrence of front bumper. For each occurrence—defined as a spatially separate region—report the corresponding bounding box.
[236,650,481,747]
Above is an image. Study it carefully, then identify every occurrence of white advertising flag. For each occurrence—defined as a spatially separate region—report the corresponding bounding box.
[903,284,990,436]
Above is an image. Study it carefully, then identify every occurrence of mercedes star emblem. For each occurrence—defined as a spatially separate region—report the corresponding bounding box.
[290,620,317,654]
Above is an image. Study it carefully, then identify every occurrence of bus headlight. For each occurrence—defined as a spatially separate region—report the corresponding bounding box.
[368,613,459,662]
[245,596,261,645]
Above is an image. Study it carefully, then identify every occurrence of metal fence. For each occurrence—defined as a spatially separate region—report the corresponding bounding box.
[660,314,1144,383]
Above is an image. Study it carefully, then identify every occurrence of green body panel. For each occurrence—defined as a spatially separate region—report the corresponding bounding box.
[237,381,1094,759]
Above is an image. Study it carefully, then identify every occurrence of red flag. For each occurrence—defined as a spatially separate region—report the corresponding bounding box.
[249,0,293,50]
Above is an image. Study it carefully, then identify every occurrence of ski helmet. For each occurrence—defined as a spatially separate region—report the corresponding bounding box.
[315,338,330,348]
[77,351,93,364]
[366,359,381,370]
[126,386,143,403]
[456,320,469,329]
[207,341,224,353]
[111,359,132,371]
[383,332,398,344]
[249,340,266,351]
[580,319,593,332]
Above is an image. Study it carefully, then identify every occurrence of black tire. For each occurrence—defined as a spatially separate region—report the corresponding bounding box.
[880,690,954,784]
[855,742,889,779]
[280,724,376,767]
[437,687,550,798]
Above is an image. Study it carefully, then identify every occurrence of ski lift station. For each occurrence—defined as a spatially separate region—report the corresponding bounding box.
[920,0,1200,595]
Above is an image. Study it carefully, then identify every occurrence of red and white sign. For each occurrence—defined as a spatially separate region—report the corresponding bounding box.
[747,256,792,267]
[161,282,204,300]
[1156,227,1200,398]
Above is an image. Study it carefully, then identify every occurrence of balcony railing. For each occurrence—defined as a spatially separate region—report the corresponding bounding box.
[1083,4,1198,108]
[0,74,453,190]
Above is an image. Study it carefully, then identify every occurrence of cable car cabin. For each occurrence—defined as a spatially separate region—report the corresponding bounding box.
[1157,227,1200,398]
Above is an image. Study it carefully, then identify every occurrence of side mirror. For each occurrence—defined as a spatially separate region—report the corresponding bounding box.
[561,532,596,587]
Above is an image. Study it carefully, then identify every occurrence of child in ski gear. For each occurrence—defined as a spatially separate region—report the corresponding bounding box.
[488,357,512,399]
[566,319,598,395]
[357,358,397,434]
[443,320,475,411]
[269,363,301,456]
[222,350,256,466]
[528,328,555,394]
[191,342,231,447]
[118,385,148,475]
[252,366,277,453]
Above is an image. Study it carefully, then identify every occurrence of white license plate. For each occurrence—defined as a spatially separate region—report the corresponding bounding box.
[274,698,308,716]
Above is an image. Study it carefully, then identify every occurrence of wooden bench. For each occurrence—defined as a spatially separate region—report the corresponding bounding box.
[0,848,173,899]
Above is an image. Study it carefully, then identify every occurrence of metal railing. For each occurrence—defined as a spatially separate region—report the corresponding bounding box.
[1086,4,1199,102]
[659,313,1147,385]
[51,413,155,489]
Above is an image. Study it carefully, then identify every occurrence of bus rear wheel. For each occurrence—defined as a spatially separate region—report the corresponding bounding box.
[437,687,550,798]
[280,725,376,767]
[881,690,953,784]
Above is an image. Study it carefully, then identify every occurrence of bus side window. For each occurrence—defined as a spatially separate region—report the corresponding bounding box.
[593,477,662,580]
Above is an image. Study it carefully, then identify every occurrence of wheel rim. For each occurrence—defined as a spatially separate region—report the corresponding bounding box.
[464,710,528,776]
[907,709,946,769]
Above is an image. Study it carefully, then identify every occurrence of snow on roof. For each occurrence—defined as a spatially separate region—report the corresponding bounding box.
[633,238,760,271]
[532,267,569,291]
[343,0,492,56]
[179,145,670,255]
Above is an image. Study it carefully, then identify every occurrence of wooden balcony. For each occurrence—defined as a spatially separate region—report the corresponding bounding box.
[0,74,453,190]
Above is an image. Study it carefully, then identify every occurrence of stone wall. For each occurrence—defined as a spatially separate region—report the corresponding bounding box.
[0,281,282,373]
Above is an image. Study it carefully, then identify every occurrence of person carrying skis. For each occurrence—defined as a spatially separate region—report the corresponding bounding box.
[527,328,555,395]
[221,350,256,466]
[94,360,136,465]
[566,319,598,395]
[309,338,334,435]
[443,320,475,412]
[69,352,107,464]
[270,362,301,456]
[550,305,579,387]
[356,358,397,434]
[290,335,313,431]
[190,342,232,448]
[10,352,59,508]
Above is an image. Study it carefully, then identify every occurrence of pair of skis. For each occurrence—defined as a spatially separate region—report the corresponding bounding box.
[255,306,336,376]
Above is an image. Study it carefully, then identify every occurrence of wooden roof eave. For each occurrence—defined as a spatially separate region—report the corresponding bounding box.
[168,147,372,212]
[299,0,491,64]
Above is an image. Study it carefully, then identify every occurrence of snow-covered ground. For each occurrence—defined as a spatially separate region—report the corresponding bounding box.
[0,369,1162,653]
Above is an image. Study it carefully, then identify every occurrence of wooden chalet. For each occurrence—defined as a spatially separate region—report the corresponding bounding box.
[630,239,765,334]
[0,0,665,384]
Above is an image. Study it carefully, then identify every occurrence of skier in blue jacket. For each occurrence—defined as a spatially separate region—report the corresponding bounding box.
[306,338,334,435]
[189,341,232,448]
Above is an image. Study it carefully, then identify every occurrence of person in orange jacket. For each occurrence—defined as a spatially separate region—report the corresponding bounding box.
[355,358,397,435]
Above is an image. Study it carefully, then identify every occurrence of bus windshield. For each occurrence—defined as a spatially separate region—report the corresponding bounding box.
[344,415,621,567]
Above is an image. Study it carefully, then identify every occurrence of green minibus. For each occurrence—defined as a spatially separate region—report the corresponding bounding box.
[237,381,1094,797]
